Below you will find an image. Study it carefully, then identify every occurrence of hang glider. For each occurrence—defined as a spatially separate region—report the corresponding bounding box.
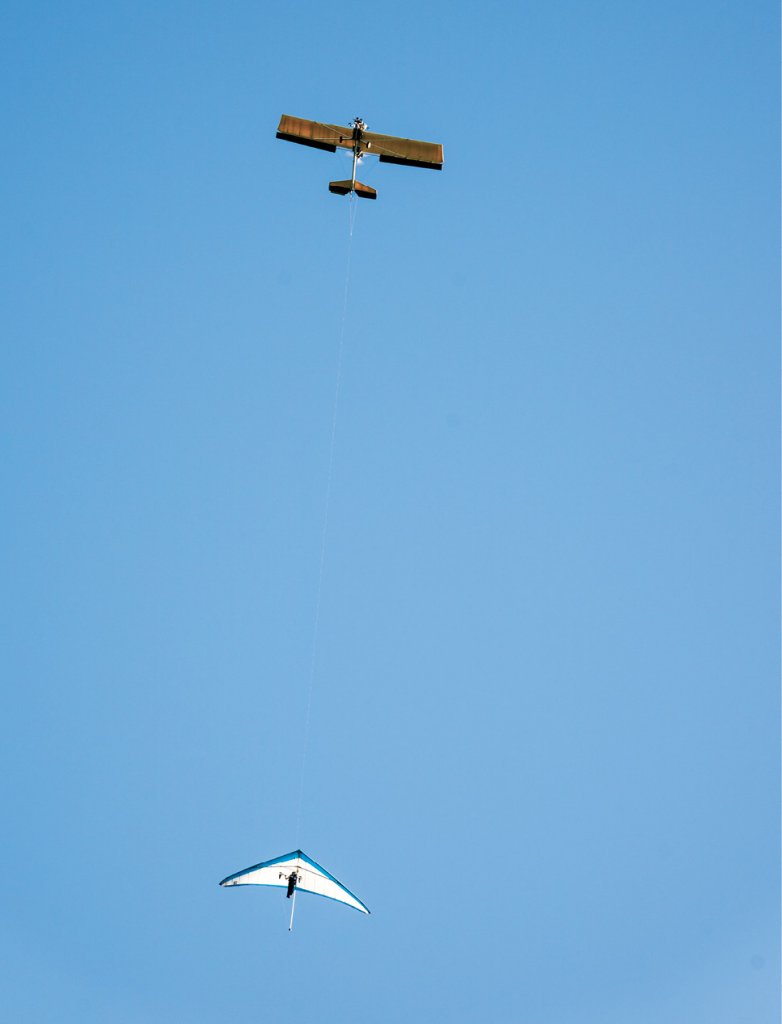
[276,115,444,200]
[220,849,370,930]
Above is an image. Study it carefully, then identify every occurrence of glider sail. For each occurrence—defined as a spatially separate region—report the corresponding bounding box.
[276,114,444,199]
[219,849,370,916]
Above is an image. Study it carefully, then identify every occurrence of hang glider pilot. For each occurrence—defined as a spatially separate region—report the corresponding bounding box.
[285,870,298,899]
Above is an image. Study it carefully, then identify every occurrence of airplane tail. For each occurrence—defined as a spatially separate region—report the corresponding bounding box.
[329,179,377,200]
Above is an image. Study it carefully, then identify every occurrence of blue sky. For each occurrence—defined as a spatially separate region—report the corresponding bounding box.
[1,2,778,1021]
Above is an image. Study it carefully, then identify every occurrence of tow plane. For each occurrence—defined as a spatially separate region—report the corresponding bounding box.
[276,115,444,200]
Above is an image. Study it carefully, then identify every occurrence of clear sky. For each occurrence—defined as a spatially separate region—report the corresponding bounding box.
[1,2,779,1021]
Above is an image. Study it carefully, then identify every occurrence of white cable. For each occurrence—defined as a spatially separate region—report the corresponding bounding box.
[295,196,356,842]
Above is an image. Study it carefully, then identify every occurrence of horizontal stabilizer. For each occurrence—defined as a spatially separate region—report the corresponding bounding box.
[329,180,377,200]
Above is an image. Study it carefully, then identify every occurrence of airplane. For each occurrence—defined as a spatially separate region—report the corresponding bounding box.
[276,114,444,200]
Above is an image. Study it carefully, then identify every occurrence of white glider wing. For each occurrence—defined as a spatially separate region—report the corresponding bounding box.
[219,849,370,915]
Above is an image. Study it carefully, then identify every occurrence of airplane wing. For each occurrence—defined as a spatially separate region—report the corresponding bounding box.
[276,115,356,153]
[361,130,444,170]
[277,115,444,169]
